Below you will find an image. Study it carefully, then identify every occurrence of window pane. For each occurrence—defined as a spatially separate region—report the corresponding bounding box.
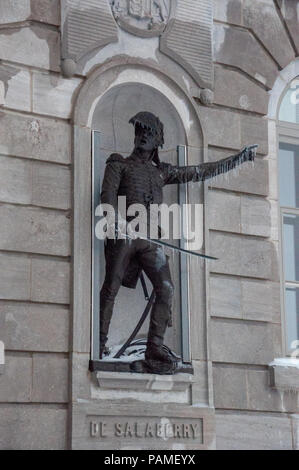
[279,143,299,208]
[285,287,299,352]
[279,78,299,124]
[283,214,299,282]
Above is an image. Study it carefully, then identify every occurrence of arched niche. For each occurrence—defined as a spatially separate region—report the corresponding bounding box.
[72,62,209,379]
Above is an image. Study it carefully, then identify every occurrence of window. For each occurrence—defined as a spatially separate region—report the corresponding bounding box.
[278,77,299,354]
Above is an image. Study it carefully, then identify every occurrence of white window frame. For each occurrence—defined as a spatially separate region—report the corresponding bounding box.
[277,119,299,356]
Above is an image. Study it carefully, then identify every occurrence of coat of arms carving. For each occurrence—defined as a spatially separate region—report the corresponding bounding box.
[109,0,175,37]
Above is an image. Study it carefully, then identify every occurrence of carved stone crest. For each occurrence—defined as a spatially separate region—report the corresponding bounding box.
[109,0,175,37]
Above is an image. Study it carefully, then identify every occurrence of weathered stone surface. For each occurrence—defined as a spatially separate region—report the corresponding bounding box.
[32,162,71,210]
[208,148,269,196]
[270,363,299,391]
[0,156,71,209]
[248,368,298,412]
[279,0,299,53]
[0,301,69,352]
[0,65,30,111]
[240,195,271,237]
[0,204,70,257]
[0,25,60,72]
[200,107,241,149]
[61,0,118,64]
[32,354,68,403]
[161,0,213,88]
[0,253,30,300]
[32,72,82,119]
[216,411,293,449]
[213,0,242,24]
[0,405,67,449]
[72,402,215,450]
[0,354,32,402]
[0,156,32,205]
[291,414,299,450]
[241,114,268,155]
[213,364,297,413]
[211,318,282,365]
[31,258,70,304]
[208,191,271,237]
[209,232,278,280]
[208,190,241,234]
[0,0,60,26]
[214,65,269,114]
[30,0,60,26]
[210,275,281,323]
[0,112,71,164]
[243,0,295,69]
[214,23,278,89]
[213,364,248,409]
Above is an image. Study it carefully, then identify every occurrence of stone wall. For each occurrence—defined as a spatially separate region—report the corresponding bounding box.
[0,0,78,450]
[207,0,298,450]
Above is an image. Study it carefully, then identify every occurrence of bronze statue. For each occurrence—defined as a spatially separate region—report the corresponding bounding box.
[99,111,257,373]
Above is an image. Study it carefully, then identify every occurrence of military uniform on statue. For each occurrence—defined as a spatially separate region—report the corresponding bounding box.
[99,111,257,374]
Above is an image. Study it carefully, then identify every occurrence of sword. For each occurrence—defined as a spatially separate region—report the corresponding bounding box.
[119,232,218,261]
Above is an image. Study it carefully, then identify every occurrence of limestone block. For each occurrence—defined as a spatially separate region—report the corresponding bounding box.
[210,275,281,323]
[31,258,70,304]
[30,0,60,26]
[32,72,82,119]
[0,25,60,72]
[0,65,30,111]
[208,190,241,234]
[270,362,299,391]
[0,156,32,205]
[241,114,268,155]
[208,148,269,196]
[243,0,295,69]
[291,414,299,450]
[0,405,67,449]
[200,107,241,149]
[248,368,297,412]
[278,0,299,53]
[32,354,68,403]
[0,301,69,352]
[0,204,70,257]
[0,112,71,164]
[213,364,297,413]
[0,253,30,301]
[211,318,282,365]
[209,232,278,280]
[214,65,269,115]
[240,195,271,237]
[0,0,60,26]
[213,0,242,24]
[216,411,293,450]
[0,156,71,210]
[213,364,248,409]
[0,354,32,402]
[214,23,278,89]
[72,353,91,401]
[31,162,71,210]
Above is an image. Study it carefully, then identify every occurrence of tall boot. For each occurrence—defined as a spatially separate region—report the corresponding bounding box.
[99,297,114,359]
[145,302,176,364]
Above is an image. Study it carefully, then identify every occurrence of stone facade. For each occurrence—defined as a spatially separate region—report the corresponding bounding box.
[0,0,298,450]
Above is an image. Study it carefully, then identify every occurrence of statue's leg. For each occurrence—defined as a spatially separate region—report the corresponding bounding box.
[136,241,175,364]
[99,239,133,358]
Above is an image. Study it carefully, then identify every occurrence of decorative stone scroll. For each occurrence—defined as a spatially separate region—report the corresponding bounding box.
[61,0,118,76]
[160,0,214,89]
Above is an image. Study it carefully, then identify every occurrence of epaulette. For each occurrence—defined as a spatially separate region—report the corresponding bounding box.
[106,153,125,164]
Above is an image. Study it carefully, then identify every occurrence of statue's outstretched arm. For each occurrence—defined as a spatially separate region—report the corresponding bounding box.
[161,145,258,185]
